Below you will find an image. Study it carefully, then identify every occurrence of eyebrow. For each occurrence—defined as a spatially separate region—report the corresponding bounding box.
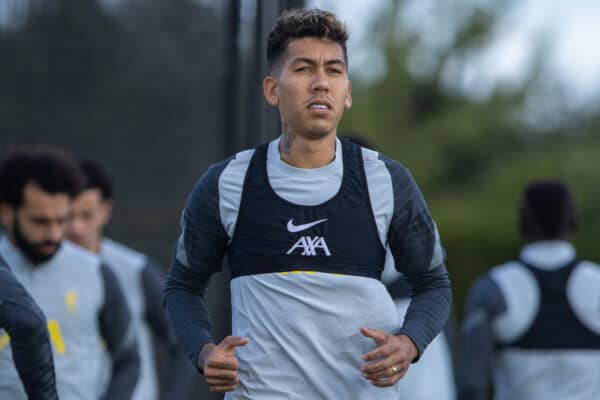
[291,57,346,68]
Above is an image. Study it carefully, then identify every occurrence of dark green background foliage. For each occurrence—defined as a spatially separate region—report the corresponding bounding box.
[340,2,600,313]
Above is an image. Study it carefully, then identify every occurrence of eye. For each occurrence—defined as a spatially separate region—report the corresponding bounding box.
[295,66,310,72]
[30,217,48,226]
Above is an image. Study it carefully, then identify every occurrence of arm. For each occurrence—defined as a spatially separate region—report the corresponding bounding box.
[383,157,452,358]
[0,258,58,400]
[99,264,140,400]
[361,158,451,387]
[456,275,506,400]
[141,261,196,400]
[386,275,457,363]
[162,161,231,369]
[163,160,250,394]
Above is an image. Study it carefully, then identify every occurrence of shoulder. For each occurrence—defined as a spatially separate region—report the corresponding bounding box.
[365,151,423,208]
[369,151,412,181]
[101,237,147,272]
[207,149,254,185]
[217,148,255,190]
[360,148,416,196]
[56,243,104,297]
[188,149,255,204]
[488,261,539,303]
[487,261,541,342]
[489,261,537,290]
[567,260,600,334]
[570,260,600,281]
[59,241,101,271]
[360,148,411,180]
[466,266,510,311]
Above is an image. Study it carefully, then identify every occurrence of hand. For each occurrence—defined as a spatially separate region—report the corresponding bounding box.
[359,327,418,388]
[198,336,249,393]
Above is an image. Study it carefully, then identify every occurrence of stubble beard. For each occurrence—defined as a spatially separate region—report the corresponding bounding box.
[13,218,61,265]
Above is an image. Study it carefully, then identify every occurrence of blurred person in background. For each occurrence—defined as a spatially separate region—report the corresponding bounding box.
[68,158,196,400]
[0,253,59,400]
[457,180,600,400]
[384,257,457,400]
[164,8,451,400]
[347,134,457,400]
[0,144,139,400]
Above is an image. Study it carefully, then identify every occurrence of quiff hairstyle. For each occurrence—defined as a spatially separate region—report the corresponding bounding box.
[267,8,349,71]
[519,180,578,241]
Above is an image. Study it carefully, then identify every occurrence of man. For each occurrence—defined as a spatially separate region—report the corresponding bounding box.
[164,8,451,399]
[68,158,195,400]
[0,254,58,400]
[457,181,600,400]
[0,144,140,400]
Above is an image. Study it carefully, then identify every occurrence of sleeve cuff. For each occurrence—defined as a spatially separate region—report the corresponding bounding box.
[396,329,424,363]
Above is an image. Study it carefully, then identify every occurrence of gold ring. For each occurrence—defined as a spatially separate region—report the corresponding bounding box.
[391,366,398,374]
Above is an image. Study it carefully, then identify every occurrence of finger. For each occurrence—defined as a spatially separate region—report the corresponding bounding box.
[364,365,405,381]
[363,363,404,380]
[363,343,396,361]
[208,384,238,393]
[370,374,401,388]
[219,336,250,354]
[360,327,387,346]
[206,376,238,386]
[361,354,402,374]
[206,357,240,371]
[204,368,238,381]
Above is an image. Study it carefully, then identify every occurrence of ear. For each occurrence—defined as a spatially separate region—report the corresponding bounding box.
[263,76,280,107]
[99,200,113,228]
[344,80,352,109]
[0,203,15,228]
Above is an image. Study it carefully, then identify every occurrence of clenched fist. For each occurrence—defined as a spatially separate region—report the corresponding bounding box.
[198,336,249,393]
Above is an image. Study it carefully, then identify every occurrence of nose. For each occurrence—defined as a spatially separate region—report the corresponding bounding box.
[48,221,65,243]
[310,68,329,92]
[68,218,83,238]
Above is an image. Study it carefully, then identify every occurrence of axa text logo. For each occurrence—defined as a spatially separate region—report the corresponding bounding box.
[287,236,331,256]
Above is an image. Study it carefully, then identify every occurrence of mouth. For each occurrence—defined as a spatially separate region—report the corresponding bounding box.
[38,243,59,255]
[307,100,333,111]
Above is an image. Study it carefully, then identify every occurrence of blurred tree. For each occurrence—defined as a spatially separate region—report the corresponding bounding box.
[339,0,600,319]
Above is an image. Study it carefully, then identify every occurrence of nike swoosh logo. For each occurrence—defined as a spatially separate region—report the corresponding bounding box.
[287,218,328,233]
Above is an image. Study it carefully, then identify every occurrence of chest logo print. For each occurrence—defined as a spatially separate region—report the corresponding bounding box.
[0,331,9,352]
[65,291,77,315]
[286,218,328,233]
[287,236,331,256]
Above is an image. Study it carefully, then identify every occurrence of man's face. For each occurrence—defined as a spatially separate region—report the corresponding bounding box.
[263,37,352,139]
[3,183,71,264]
[68,189,111,253]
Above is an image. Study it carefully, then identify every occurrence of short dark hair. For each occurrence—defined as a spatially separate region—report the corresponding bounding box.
[519,180,578,240]
[267,8,349,70]
[0,143,85,208]
[79,158,113,200]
